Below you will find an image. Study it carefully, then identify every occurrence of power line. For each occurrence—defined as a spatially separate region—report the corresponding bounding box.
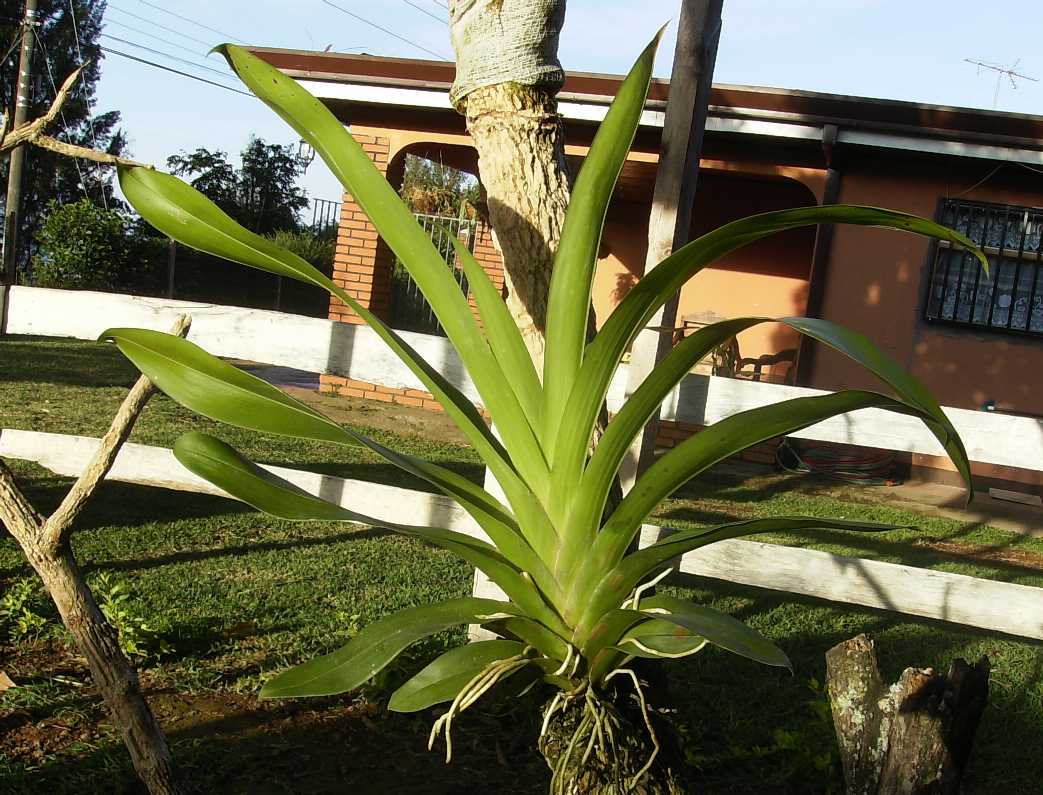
[100,45,253,97]
[66,0,107,208]
[403,0,447,24]
[0,22,23,65]
[100,33,239,82]
[136,0,246,45]
[322,0,450,61]
[106,3,211,49]
[30,27,91,202]
[432,0,449,10]
[104,16,205,56]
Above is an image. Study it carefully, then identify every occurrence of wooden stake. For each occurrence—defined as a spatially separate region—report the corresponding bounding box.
[825,634,990,795]
[0,315,191,795]
[619,0,724,490]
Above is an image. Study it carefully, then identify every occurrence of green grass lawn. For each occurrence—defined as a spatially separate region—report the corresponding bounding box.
[2,336,1043,793]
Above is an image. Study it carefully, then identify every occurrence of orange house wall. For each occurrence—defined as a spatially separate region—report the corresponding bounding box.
[812,160,1043,417]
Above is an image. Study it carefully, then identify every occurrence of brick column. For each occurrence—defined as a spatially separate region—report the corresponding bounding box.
[328,133,392,325]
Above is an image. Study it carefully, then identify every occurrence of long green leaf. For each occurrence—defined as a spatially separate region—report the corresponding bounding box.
[577,515,905,644]
[103,328,353,445]
[260,597,521,698]
[555,206,988,506]
[637,594,789,670]
[103,329,524,556]
[560,314,973,575]
[541,31,662,453]
[214,44,549,496]
[613,619,707,659]
[573,390,918,610]
[388,640,527,712]
[117,166,534,512]
[449,236,542,433]
[173,432,565,631]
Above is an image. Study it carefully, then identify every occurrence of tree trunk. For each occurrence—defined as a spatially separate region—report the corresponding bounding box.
[22,537,185,795]
[450,0,569,373]
[825,634,990,795]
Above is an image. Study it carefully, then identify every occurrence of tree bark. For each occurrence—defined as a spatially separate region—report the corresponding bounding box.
[0,315,191,795]
[825,634,990,795]
[450,0,569,374]
[20,536,184,795]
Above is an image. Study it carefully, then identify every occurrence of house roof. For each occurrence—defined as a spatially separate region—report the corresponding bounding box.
[252,47,1043,167]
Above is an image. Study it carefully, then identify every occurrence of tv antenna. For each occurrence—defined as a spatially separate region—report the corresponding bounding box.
[964,58,1038,108]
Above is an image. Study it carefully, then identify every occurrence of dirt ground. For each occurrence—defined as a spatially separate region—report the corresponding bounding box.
[1,640,548,794]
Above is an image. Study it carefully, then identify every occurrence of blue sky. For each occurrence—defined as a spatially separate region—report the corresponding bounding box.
[93,0,1043,206]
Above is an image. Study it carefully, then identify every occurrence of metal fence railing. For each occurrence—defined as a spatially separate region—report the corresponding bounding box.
[389,212,478,336]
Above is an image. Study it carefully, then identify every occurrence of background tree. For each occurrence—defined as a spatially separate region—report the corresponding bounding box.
[32,197,158,292]
[167,137,309,235]
[399,154,480,217]
[0,0,127,267]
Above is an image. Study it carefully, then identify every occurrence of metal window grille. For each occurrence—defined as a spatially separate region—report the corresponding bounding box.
[389,213,477,336]
[925,198,1043,336]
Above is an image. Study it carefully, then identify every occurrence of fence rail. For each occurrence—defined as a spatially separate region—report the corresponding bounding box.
[3,286,1043,641]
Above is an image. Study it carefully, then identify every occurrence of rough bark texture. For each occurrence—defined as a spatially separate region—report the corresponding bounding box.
[21,538,184,794]
[0,315,191,795]
[825,634,990,795]
[462,81,571,370]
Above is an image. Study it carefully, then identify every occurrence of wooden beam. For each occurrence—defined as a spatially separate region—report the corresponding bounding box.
[619,0,724,491]
[5,428,1042,641]
[9,285,1043,474]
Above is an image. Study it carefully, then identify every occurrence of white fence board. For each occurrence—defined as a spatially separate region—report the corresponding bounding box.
[8,286,1043,473]
[0,429,478,535]
[4,428,1042,642]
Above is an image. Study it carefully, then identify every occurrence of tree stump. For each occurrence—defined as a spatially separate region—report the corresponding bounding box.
[825,634,990,795]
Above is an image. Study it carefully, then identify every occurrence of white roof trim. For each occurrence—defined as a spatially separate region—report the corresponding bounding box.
[297,78,1043,164]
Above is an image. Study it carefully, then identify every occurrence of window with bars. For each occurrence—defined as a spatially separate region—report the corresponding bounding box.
[925,198,1043,335]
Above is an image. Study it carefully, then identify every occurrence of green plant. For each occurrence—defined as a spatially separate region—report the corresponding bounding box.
[101,38,985,791]
[90,571,172,661]
[0,578,51,642]
[266,229,335,276]
[32,199,158,293]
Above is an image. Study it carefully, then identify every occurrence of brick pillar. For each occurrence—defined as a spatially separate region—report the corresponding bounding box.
[471,221,504,294]
[328,133,393,325]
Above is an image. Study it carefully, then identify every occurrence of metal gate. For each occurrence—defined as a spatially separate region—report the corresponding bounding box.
[389,213,477,335]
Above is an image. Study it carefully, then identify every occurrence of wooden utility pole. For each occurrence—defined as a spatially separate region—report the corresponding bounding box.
[3,0,38,288]
[619,0,724,491]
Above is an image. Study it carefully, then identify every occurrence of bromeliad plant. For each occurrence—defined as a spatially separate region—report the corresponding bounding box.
[103,37,985,791]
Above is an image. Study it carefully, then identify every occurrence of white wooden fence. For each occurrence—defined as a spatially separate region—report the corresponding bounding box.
[3,286,1043,641]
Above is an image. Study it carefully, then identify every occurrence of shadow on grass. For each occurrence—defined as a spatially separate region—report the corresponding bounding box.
[0,337,139,389]
[1,688,550,795]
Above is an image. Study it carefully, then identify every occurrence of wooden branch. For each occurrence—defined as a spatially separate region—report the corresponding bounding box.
[0,66,83,153]
[0,314,192,795]
[43,314,191,547]
[32,134,153,170]
[0,65,153,170]
[826,634,990,795]
[0,458,44,538]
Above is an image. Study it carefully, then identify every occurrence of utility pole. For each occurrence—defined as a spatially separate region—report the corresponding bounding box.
[619,0,724,491]
[3,0,39,289]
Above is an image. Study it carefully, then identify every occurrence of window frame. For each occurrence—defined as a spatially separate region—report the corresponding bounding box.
[923,197,1043,339]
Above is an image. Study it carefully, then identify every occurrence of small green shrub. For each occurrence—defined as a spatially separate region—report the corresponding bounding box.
[91,571,172,660]
[267,229,335,276]
[0,578,51,642]
[32,199,160,293]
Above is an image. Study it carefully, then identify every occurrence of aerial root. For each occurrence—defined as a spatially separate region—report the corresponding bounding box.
[428,648,533,763]
[543,669,660,795]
